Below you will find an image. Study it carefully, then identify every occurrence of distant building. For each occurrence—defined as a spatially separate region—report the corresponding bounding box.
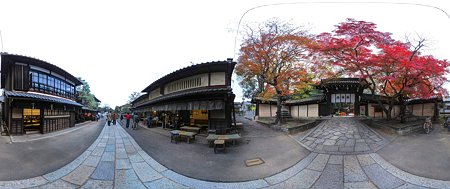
[1,53,83,135]
[131,59,236,131]
[253,78,441,119]
[441,96,450,115]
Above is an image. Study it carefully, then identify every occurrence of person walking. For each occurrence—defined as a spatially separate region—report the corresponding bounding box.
[153,115,159,127]
[107,112,112,126]
[112,112,118,125]
[146,114,151,128]
[125,112,132,128]
[133,113,140,130]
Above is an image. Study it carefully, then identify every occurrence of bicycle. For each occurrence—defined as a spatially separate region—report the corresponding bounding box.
[423,117,432,134]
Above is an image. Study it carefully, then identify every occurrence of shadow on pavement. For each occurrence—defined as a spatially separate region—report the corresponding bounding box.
[376,124,450,181]
[123,116,310,182]
[0,120,104,181]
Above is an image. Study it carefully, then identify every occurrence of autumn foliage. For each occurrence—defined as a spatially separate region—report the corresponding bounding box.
[235,19,314,124]
[237,18,449,122]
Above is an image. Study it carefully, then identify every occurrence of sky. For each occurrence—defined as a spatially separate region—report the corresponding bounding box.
[0,0,449,107]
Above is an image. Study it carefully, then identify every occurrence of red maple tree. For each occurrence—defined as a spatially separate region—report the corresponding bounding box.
[317,18,449,121]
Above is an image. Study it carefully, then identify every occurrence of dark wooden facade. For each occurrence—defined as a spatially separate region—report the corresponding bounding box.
[1,53,83,135]
[132,59,236,132]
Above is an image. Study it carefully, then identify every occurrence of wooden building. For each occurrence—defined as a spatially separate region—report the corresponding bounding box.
[254,78,441,119]
[1,53,83,135]
[131,59,236,132]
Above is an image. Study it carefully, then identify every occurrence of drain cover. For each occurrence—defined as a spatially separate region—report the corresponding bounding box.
[245,157,264,167]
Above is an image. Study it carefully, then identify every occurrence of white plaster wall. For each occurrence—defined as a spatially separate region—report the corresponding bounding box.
[210,72,226,86]
[308,104,319,117]
[412,104,423,116]
[299,105,308,117]
[259,104,274,117]
[423,103,435,117]
[291,105,299,117]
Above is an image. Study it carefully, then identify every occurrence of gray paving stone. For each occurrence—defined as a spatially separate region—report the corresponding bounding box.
[356,154,376,167]
[323,145,339,152]
[162,170,269,189]
[41,150,90,181]
[31,179,78,189]
[344,181,377,189]
[98,142,107,147]
[307,154,329,171]
[336,139,346,146]
[354,143,370,152]
[369,153,450,188]
[0,176,48,188]
[344,155,367,182]
[314,139,325,144]
[315,144,324,151]
[395,183,428,189]
[83,155,101,167]
[125,145,137,154]
[91,161,115,180]
[265,169,321,189]
[62,165,95,185]
[339,146,354,152]
[115,169,146,189]
[144,178,189,189]
[304,140,314,146]
[328,155,343,164]
[116,159,132,169]
[116,149,128,159]
[105,144,115,152]
[312,164,344,189]
[330,135,340,140]
[129,152,145,163]
[138,150,168,173]
[80,180,113,189]
[363,163,405,189]
[323,139,337,145]
[91,147,105,156]
[132,162,163,182]
[265,152,317,185]
[101,152,115,162]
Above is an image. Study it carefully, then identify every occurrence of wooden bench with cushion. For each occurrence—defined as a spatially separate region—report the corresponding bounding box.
[170,130,196,143]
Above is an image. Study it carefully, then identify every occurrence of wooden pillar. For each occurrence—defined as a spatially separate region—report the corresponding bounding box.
[355,93,360,116]
[327,93,332,116]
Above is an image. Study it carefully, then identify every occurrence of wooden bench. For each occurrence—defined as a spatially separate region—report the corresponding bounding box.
[214,139,226,153]
[206,134,242,147]
[170,130,196,143]
[180,126,201,133]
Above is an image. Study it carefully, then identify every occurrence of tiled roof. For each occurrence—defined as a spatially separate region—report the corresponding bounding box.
[285,95,325,105]
[4,90,82,106]
[135,86,232,109]
[0,52,83,86]
[142,60,235,93]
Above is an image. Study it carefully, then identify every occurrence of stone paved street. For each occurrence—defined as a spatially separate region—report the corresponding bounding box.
[299,118,389,154]
[1,119,450,188]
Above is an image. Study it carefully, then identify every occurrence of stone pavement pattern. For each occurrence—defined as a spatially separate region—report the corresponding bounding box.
[1,120,450,188]
[299,118,389,154]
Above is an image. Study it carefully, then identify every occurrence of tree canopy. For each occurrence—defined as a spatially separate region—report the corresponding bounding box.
[236,19,315,124]
[77,78,99,110]
[237,18,449,123]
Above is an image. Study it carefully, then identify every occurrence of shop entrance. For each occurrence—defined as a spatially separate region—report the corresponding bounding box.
[23,108,41,133]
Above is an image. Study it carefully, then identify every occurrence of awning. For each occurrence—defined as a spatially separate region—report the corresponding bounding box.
[4,90,83,107]
[133,100,225,112]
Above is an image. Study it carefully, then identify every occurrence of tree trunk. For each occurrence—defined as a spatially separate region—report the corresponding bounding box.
[274,91,283,125]
[399,97,406,123]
